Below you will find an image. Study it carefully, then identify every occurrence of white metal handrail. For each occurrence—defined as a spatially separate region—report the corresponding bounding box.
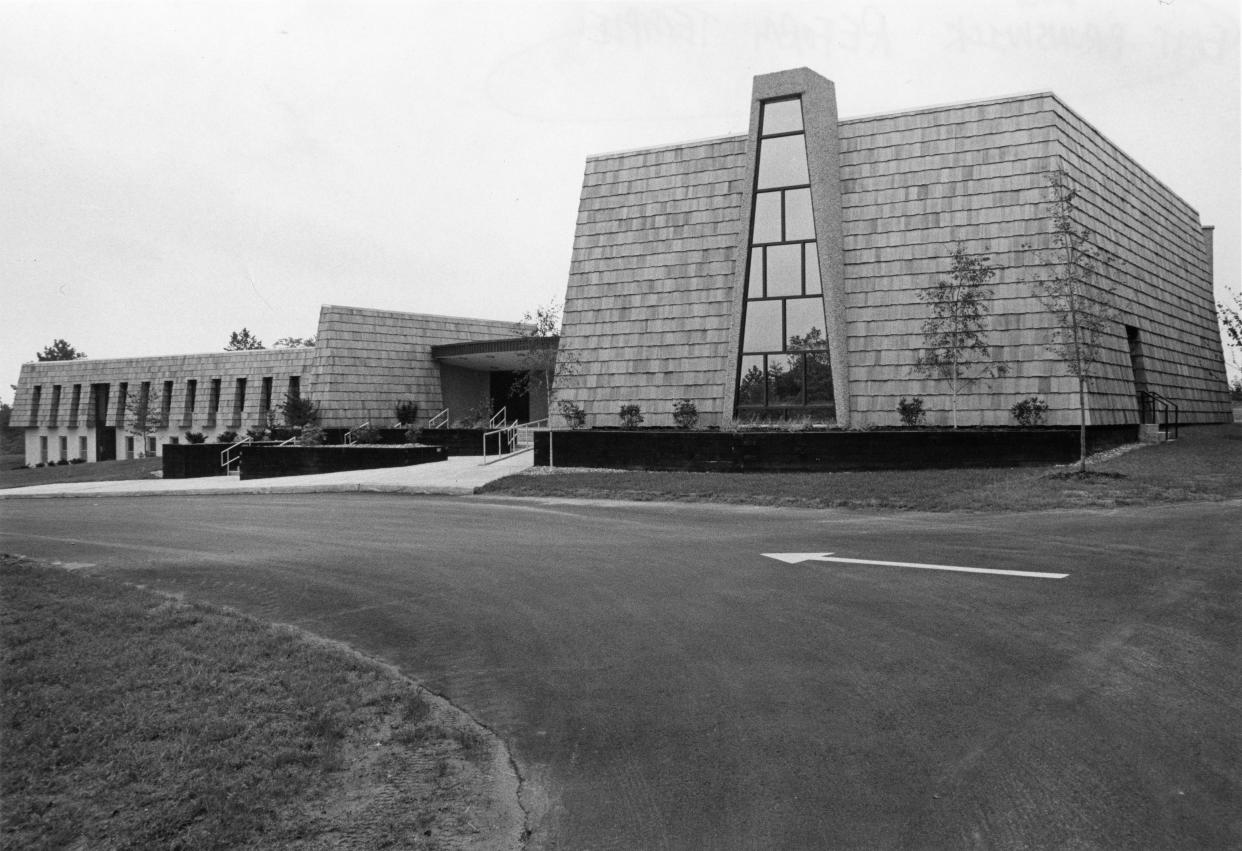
[344,420,371,444]
[489,407,507,428]
[481,418,546,465]
[219,436,252,473]
[428,408,449,429]
[277,436,297,446]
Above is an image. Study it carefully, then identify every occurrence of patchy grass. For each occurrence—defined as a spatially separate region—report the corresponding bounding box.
[480,423,1242,512]
[0,457,164,490]
[0,555,521,849]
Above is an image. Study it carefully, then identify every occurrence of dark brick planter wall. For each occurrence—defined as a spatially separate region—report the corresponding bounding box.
[239,445,445,480]
[411,428,511,456]
[533,425,1139,472]
[163,442,271,478]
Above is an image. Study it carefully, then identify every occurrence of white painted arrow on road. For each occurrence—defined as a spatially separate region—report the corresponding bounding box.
[762,552,1068,579]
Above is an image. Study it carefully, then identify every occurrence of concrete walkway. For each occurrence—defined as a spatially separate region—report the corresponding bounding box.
[0,452,535,499]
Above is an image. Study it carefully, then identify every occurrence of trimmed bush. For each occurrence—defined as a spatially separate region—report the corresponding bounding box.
[672,399,699,429]
[394,400,419,426]
[897,397,926,427]
[216,431,240,444]
[184,431,207,444]
[558,400,586,429]
[619,404,644,429]
[1011,396,1049,426]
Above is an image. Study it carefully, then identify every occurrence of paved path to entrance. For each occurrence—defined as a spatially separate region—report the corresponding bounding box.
[0,452,534,499]
[3,494,1237,849]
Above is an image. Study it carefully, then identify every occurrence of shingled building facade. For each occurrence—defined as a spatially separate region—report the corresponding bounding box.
[554,68,1231,427]
[11,68,1231,465]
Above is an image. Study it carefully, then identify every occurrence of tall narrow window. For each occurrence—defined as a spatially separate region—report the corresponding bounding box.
[288,376,301,400]
[260,376,273,412]
[69,384,82,427]
[48,385,62,427]
[235,378,247,412]
[736,96,834,419]
[116,383,128,426]
[161,381,174,426]
[209,380,221,412]
[184,379,198,426]
[79,435,88,460]
[31,386,42,425]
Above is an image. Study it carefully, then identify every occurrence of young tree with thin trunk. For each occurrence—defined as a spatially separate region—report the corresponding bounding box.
[123,385,165,456]
[914,245,1007,427]
[1032,169,1120,473]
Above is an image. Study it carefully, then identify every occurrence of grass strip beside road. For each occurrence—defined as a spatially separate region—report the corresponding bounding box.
[480,424,1242,512]
[0,456,162,490]
[0,555,522,850]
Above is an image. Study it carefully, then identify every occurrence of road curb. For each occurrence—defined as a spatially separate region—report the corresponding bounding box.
[0,484,477,500]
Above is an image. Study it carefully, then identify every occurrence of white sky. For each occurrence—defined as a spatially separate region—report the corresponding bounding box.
[2,0,1239,401]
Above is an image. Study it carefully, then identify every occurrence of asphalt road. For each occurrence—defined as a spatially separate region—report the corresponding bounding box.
[2,494,1239,849]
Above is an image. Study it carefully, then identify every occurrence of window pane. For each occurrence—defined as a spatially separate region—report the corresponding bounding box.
[756,134,809,189]
[752,192,781,243]
[762,98,803,135]
[748,248,764,297]
[738,355,766,405]
[784,188,814,241]
[770,353,804,405]
[766,243,802,297]
[742,300,782,353]
[806,351,834,403]
[804,243,822,294]
[786,297,828,350]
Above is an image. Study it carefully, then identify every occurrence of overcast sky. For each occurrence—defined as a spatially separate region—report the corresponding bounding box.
[2,0,1238,400]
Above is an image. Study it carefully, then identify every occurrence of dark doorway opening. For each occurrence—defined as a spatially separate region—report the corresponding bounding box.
[490,371,530,423]
[1127,325,1148,398]
[91,383,117,461]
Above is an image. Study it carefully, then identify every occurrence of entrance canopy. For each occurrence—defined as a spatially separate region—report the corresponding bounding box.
[430,336,558,372]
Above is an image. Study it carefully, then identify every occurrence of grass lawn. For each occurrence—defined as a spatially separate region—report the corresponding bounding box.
[0,456,163,490]
[0,555,521,849]
[480,423,1242,512]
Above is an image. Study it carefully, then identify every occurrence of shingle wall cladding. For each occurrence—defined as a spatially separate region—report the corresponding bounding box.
[1051,102,1230,424]
[839,93,1229,425]
[11,349,315,431]
[308,305,522,428]
[558,137,748,427]
[838,94,1072,426]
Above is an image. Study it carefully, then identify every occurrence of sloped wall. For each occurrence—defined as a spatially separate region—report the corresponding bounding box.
[555,137,747,427]
[308,305,520,428]
[1052,102,1231,424]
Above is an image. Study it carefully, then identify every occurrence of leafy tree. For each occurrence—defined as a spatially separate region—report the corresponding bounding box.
[512,300,579,420]
[225,328,265,350]
[914,245,1008,428]
[1030,169,1120,473]
[123,384,165,454]
[36,339,87,361]
[272,335,316,348]
[1219,293,1241,349]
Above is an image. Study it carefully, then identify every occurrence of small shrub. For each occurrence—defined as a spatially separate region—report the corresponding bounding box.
[394,400,419,426]
[33,462,44,468]
[618,404,644,429]
[558,400,586,429]
[1011,396,1049,426]
[298,425,325,446]
[403,425,421,445]
[184,431,207,444]
[70,457,86,464]
[672,399,699,429]
[245,425,268,442]
[216,431,239,444]
[897,397,926,427]
[56,458,69,466]
[349,424,382,444]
